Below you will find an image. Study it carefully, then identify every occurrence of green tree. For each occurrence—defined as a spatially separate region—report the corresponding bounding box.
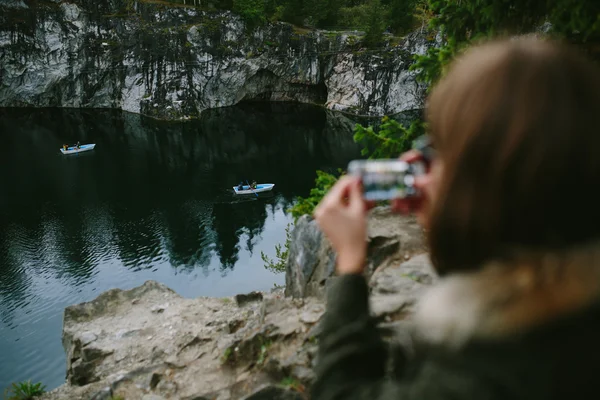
[233,0,267,26]
[364,0,385,46]
[302,0,329,26]
[385,0,420,34]
[279,0,306,25]
[354,116,425,159]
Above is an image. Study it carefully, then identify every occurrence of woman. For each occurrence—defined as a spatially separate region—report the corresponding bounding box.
[312,37,600,399]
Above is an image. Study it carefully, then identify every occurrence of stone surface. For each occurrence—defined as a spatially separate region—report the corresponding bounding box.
[241,385,305,400]
[285,207,426,299]
[370,253,437,321]
[235,292,264,307]
[0,1,434,119]
[40,248,435,399]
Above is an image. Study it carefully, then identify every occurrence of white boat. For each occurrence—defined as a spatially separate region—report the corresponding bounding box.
[60,144,96,155]
[233,183,275,195]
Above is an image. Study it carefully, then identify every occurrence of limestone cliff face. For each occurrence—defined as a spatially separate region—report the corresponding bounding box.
[0,0,432,119]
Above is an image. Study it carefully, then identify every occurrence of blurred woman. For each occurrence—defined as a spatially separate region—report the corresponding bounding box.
[312,37,600,399]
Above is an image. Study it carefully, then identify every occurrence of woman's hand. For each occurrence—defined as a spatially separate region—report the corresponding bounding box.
[314,176,368,275]
[391,150,438,229]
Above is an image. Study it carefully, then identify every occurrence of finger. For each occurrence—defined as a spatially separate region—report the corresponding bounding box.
[314,176,358,218]
[414,174,432,190]
[399,150,423,163]
[324,175,358,203]
[348,178,366,214]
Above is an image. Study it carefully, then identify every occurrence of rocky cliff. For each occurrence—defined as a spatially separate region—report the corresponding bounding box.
[0,0,430,120]
[40,207,434,400]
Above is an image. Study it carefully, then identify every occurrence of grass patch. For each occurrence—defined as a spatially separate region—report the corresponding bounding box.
[4,380,46,400]
[220,347,233,364]
[256,339,272,366]
[292,25,312,35]
[280,377,305,392]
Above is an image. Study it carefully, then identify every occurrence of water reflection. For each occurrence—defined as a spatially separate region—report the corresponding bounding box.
[0,103,360,390]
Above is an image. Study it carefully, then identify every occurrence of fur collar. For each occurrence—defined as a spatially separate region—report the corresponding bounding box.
[413,241,600,349]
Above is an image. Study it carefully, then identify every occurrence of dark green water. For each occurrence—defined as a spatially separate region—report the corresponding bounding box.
[0,103,360,391]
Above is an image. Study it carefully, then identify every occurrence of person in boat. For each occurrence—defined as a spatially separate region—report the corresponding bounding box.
[251,181,257,189]
[312,38,600,400]
[76,141,80,149]
[63,144,68,151]
[237,182,245,191]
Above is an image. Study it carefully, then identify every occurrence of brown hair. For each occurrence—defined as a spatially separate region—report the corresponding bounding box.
[426,37,600,274]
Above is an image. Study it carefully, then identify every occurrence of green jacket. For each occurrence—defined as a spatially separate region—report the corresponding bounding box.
[312,244,600,399]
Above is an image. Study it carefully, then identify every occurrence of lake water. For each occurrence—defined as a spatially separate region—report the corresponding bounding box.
[0,103,361,391]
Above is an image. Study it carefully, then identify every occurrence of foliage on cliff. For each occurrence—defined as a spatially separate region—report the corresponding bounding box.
[261,223,292,273]
[289,170,342,220]
[225,0,427,40]
[413,0,600,87]
[353,116,425,159]
[4,380,46,400]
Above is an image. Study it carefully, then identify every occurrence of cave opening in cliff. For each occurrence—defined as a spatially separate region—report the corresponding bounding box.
[241,69,328,106]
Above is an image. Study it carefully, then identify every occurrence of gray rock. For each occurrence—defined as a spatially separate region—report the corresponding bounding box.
[370,254,437,294]
[142,395,167,400]
[241,385,304,400]
[151,304,169,314]
[145,372,162,390]
[0,4,433,120]
[235,291,264,307]
[1,0,28,8]
[299,305,324,325]
[69,359,98,386]
[286,207,426,299]
[291,365,315,385]
[370,294,411,320]
[80,331,98,346]
[89,386,112,400]
[155,379,178,396]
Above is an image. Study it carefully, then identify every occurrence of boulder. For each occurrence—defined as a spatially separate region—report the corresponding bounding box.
[41,251,436,399]
[285,207,426,299]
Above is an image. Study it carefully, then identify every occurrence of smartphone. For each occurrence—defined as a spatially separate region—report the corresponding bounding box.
[347,159,426,201]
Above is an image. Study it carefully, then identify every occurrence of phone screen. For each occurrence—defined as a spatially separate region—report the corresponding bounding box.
[348,159,419,201]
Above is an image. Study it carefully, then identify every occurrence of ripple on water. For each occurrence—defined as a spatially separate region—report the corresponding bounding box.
[111,216,162,271]
[0,269,73,391]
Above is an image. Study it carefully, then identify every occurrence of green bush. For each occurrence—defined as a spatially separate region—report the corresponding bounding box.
[354,116,425,159]
[4,381,46,400]
[289,169,342,220]
[261,223,292,273]
[337,4,371,31]
[233,0,267,26]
